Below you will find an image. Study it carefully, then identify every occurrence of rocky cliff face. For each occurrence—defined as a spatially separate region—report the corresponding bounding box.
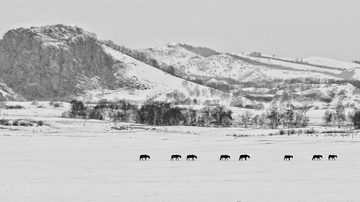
[0,24,119,100]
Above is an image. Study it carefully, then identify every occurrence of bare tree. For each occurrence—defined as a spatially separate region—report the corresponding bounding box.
[323,109,334,127]
[334,101,346,128]
[240,111,253,128]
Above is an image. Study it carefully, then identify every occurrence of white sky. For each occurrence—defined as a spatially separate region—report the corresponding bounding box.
[0,0,359,61]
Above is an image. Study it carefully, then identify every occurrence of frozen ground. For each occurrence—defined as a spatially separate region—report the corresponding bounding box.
[0,124,359,202]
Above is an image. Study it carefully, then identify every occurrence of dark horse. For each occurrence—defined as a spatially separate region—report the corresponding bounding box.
[239,154,250,161]
[186,154,197,161]
[312,155,323,161]
[171,154,182,161]
[219,155,230,161]
[139,154,150,161]
[328,155,337,161]
[284,155,293,161]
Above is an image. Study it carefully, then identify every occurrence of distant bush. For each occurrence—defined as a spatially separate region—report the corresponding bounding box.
[61,111,71,118]
[6,105,24,109]
[243,103,264,110]
[31,100,38,105]
[244,95,273,102]
[352,111,360,129]
[50,101,61,108]
[319,97,332,103]
[0,119,8,125]
[322,130,347,134]
[12,119,37,127]
[305,128,316,134]
[37,120,44,126]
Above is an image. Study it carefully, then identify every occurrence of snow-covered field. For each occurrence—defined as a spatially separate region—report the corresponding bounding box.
[0,103,359,201]
[0,123,359,202]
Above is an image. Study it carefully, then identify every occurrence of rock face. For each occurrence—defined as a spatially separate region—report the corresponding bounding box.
[0,24,119,100]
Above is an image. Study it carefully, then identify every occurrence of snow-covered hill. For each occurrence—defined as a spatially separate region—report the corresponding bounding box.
[142,43,344,83]
[81,45,231,104]
[241,55,342,75]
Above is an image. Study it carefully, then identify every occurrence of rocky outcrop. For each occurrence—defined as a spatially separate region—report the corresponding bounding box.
[0,24,119,100]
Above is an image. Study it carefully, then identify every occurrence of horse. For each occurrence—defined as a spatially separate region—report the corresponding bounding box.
[239,154,250,161]
[219,155,230,161]
[328,155,337,161]
[186,154,197,161]
[283,155,293,161]
[171,154,182,161]
[312,155,323,161]
[139,154,150,161]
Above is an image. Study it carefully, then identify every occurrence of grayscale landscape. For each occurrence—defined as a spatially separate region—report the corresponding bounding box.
[0,1,360,201]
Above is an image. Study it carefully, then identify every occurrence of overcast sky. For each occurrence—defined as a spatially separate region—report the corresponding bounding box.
[1,0,359,61]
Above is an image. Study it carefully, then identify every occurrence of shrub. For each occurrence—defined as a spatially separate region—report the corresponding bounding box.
[352,111,360,129]
[37,121,44,126]
[279,129,285,135]
[1,120,12,125]
[13,119,34,127]
[305,128,316,134]
[61,111,70,118]
[6,105,24,109]
[20,121,33,127]
[31,100,38,105]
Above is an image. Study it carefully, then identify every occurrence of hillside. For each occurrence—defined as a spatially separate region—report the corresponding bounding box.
[0,25,230,104]
[141,43,346,83]
[141,43,360,107]
[303,56,360,70]
[0,25,359,108]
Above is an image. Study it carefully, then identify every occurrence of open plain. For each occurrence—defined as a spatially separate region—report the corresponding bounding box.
[0,110,359,202]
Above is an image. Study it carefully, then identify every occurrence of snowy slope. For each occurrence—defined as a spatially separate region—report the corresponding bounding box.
[303,57,360,70]
[142,43,343,82]
[142,44,264,79]
[244,55,342,74]
[339,68,360,80]
[80,45,232,104]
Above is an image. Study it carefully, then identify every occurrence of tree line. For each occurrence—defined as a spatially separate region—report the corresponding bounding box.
[66,100,309,129]
[66,100,233,127]
[66,99,360,129]
[237,103,309,129]
[322,100,360,129]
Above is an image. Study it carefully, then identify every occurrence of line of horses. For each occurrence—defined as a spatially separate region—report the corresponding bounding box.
[139,154,338,161]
